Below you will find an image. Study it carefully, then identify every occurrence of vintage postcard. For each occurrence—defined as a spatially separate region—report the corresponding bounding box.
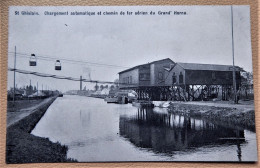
[6,6,257,163]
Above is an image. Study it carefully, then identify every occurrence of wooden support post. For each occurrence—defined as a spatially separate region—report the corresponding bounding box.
[168,87,171,101]
[222,85,226,100]
[200,85,203,101]
[177,86,181,101]
[186,85,190,101]
[192,85,194,101]
[207,86,210,98]
[222,85,224,100]
[182,87,187,102]
[172,86,175,101]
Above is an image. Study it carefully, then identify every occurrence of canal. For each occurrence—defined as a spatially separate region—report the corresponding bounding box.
[31,95,257,162]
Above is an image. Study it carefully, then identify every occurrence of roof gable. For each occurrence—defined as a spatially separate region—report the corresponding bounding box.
[118,58,174,74]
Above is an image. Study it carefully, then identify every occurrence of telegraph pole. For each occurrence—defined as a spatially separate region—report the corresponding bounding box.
[37,82,38,97]
[231,6,237,104]
[80,75,82,90]
[13,46,17,106]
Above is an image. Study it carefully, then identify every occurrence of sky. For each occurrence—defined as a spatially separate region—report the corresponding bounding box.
[8,6,252,92]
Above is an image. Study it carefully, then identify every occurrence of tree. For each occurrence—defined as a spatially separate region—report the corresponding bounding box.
[110,85,115,90]
[241,71,253,85]
[100,85,104,90]
[114,79,119,89]
[26,85,34,95]
[94,84,99,91]
[241,71,253,99]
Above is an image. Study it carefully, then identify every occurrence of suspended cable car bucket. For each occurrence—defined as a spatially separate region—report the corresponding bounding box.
[55,60,62,70]
[29,54,37,66]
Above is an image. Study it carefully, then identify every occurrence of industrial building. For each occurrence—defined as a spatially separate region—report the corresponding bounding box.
[118,58,242,101]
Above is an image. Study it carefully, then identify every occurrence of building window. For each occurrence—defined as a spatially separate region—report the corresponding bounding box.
[139,73,150,81]
[236,72,240,80]
[212,72,216,80]
[139,74,144,80]
[124,77,128,84]
[179,72,183,84]
[172,73,176,84]
[158,72,163,80]
[225,73,229,80]
[130,76,132,84]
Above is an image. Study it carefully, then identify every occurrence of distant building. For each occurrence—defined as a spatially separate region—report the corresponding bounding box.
[100,88,109,95]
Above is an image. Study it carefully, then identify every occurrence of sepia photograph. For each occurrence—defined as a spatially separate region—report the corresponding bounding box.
[6,5,257,163]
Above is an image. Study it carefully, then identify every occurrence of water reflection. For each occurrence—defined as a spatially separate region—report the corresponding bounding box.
[119,108,245,160]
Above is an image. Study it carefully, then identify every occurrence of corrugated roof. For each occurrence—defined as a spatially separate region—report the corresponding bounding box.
[177,62,242,71]
[118,58,174,74]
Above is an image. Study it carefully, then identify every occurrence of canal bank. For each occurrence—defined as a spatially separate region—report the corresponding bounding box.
[167,100,255,131]
[6,96,76,163]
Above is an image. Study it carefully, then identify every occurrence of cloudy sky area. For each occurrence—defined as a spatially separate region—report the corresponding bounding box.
[8,6,252,91]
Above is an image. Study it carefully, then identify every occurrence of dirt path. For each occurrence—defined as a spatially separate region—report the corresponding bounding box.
[7,97,53,127]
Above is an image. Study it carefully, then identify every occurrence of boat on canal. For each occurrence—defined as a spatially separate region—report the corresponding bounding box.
[132,100,154,108]
[105,90,137,104]
[104,96,118,103]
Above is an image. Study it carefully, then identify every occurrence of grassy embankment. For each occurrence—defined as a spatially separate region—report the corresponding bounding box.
[6,97,77,163]
[7,99,44,112]
[168,101,255,132]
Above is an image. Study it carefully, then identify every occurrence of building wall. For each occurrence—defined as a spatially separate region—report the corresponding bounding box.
[150,64,155,85]
[164,64,186,86]
[119,59,175,88]
[152,60,174,86]
[185,70,241,85]
[119,68,139,88]
[139,64,151,86]
[165,65,241,86]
